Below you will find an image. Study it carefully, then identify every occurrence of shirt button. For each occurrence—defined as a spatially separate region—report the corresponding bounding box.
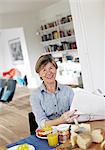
[54,105,56,107]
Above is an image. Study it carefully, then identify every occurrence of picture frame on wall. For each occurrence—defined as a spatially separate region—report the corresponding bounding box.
[8,37,24,65]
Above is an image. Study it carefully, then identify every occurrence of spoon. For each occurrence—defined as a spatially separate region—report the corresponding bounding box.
[73,118,85,134]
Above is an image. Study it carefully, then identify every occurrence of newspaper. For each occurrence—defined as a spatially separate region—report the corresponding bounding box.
[70,88,105,122]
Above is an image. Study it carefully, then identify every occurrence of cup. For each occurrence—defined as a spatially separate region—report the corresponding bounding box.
[57,124,70,143]
[47,131,58,147]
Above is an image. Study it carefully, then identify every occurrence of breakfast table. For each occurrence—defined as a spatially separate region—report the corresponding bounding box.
[6,120,105,150]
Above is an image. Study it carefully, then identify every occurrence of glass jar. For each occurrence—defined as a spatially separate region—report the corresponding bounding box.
[57,124,70,143]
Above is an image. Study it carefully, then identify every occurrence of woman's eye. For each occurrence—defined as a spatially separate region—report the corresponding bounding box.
[50,67,53,69]
[43,69,46,72]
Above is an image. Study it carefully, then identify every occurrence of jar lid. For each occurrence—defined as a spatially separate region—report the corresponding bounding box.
[57,124,70,132]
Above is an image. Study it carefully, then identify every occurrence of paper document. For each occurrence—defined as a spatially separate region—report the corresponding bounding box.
[70,89,105,121]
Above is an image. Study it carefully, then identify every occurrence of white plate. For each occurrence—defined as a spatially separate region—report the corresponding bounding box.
[36,133,47,139]
[7,144,35,150]
[36,126,57,140]
[36,129,48,139]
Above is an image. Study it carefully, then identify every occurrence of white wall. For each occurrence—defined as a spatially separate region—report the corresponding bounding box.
[0,31,5,75]
[40,0,71,23]
[104,2,105,93]
[1,28,32,77]
[104,1,105,95]
[0,16,2,28]
[0,12,43,88]
[70,0,104,94]
[1,12,43,75]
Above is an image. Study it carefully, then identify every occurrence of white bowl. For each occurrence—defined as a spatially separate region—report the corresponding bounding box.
[57,124,70,132]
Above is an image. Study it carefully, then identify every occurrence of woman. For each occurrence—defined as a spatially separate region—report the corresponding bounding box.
[30,54,78,128]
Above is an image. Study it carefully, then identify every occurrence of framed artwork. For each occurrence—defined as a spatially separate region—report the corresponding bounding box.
[8,37,24,65]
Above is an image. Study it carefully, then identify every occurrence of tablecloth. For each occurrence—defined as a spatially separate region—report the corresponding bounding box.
[7,135,56,150]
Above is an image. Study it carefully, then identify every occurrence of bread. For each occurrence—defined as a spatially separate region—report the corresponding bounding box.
[36,126,52,137]
[71,123,91,133]
[77,132,92,150]
[42,126,52,134]
[91,129,104,143]
[101,140,105,150]
[37,129,47,137]
[70,123,92,148]
[80,123,91,132]
[56,140,72,150]
[70,131,78,148]
[71,124,79,132]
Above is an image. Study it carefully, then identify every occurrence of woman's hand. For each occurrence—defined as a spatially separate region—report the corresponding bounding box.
[61,109,79,123]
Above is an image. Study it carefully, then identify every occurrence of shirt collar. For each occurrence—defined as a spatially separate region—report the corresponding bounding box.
[40,81,61,92]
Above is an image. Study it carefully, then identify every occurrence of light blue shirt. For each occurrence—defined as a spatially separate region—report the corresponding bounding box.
[30,82,74,127]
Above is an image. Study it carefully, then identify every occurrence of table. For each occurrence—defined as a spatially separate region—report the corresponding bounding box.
[7,120,105,150]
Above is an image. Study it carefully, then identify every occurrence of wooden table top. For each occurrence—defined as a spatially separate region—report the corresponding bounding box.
[74,120,105,150]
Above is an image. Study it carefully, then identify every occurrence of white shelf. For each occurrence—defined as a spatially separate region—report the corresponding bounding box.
[41,38,60,45]
[41,35,75,46]
[40,26,58,33]
[53,49,78,58]
[42,49,78,58]
[40,14,78,61]
[60,35,75,42]
[40,21,73,34]
[58,21,73,28]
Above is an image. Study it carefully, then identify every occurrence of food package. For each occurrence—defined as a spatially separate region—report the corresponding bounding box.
[77,132,92,150]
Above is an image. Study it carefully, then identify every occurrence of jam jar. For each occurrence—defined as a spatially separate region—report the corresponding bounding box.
[57,124,70,143]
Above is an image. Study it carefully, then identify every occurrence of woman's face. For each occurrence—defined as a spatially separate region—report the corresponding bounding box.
[39,62,57,84]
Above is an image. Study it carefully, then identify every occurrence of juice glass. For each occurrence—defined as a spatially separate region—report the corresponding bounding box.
[47,132,58,147]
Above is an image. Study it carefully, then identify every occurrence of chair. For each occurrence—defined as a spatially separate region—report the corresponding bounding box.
[23,75,28,86]
[0,79,6,99]
[7,79,16,102]
[0,79,16,103]
[28,112,38,135]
